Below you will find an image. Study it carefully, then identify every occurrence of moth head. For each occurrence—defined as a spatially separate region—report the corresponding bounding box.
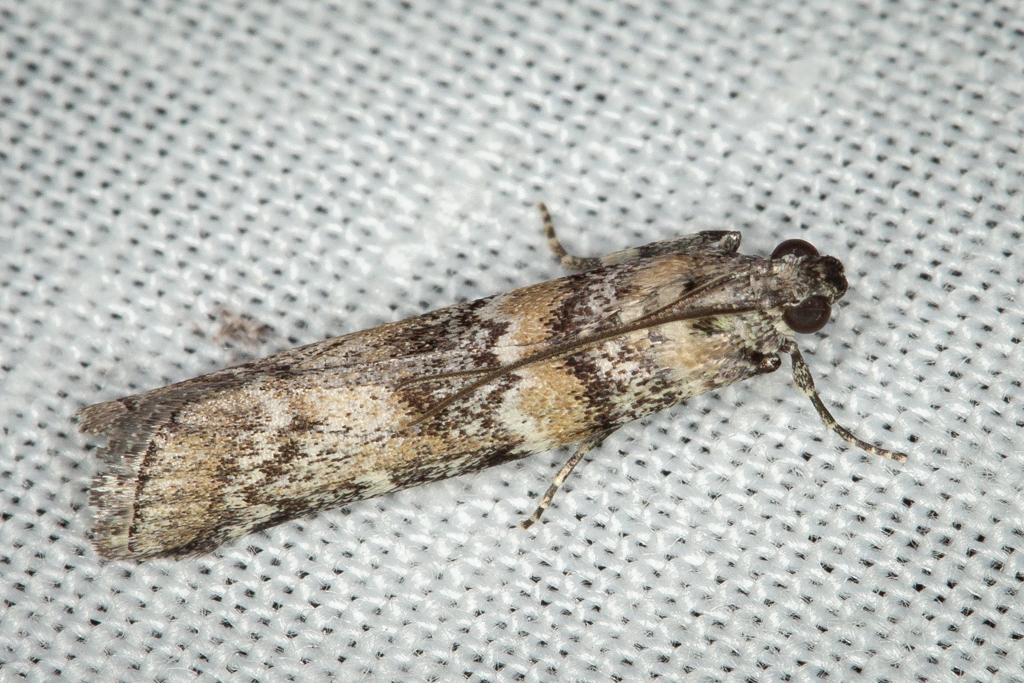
[771,239,849,335]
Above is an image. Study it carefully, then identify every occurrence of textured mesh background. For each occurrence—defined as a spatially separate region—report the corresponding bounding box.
[1,0,1023,680]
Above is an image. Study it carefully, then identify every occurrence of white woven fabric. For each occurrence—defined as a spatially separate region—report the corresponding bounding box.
[2,0,1022,680]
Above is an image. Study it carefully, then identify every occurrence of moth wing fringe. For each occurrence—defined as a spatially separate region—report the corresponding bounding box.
[76,378,241,560]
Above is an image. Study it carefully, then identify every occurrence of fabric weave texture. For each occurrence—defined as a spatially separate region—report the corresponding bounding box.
[1,0,1022,681]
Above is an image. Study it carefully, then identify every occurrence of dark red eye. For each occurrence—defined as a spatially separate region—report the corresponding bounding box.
[783,295,832,334]
[771,239,819,260]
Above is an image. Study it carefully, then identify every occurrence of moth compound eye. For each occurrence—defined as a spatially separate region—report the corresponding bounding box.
[771,239,819,260]
[784,295,832,334]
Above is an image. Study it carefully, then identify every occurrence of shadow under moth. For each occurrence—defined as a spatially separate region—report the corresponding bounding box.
[77,204,906,560]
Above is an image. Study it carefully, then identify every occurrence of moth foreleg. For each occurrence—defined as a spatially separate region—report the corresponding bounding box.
[521,428,617,529]
[788,345,907,462]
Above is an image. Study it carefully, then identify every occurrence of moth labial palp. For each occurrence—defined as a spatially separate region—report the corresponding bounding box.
[76,202,906,561]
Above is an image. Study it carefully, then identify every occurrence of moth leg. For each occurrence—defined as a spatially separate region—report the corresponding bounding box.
[539,202,603,272]
[788,345,907,462]
[521,428,616,529]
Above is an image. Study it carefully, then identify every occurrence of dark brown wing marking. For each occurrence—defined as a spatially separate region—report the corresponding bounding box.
[401,267,764,430]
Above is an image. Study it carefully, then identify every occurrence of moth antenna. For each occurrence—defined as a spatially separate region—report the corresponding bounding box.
[402,287,762,431]
[402,294,760,431]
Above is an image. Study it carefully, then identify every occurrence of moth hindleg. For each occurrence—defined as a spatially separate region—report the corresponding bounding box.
[539,202,604,272]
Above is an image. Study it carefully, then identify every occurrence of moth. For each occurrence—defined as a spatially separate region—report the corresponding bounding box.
[77,204,906,560]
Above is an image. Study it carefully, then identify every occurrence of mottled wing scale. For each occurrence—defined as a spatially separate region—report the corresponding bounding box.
[77,204,905,560]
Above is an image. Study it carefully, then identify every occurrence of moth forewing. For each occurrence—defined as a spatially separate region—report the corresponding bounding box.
[77,204,905,560]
